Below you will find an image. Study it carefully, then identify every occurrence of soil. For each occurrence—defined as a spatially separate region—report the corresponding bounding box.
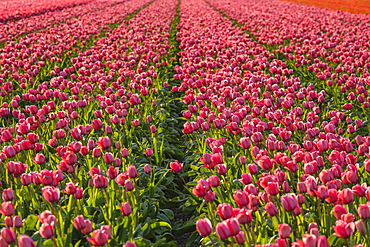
[172,207,198,247]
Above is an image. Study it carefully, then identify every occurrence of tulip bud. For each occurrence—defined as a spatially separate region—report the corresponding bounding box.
[234,231,246,244]
[81,219,92,234]
[87,229,109,246]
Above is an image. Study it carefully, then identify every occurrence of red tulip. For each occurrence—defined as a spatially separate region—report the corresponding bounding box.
[333,220,355,239]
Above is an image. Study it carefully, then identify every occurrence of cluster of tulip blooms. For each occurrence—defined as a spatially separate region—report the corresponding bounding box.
[0,0,180,245]
[1,0,370,245]
[174,0,370,246]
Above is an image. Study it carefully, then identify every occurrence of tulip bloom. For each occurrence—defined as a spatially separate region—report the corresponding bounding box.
[216,221,231,241]
[87,229,109,246]
[121,202,132,216]
[40,223,54,239]
[18,235,36,247]
[357,204,370,219]
[0,202,15,216]
[196,218,212,237]
[170,160,183,172]
[333,220,355,239]
[92,175,108,188]
[278,224,291,238]
[74,215,86,230]
[2,188,14,201]
[42,186,60,203]
[1,227,16,244]
[217,203,233,220]
[280,193,298,212]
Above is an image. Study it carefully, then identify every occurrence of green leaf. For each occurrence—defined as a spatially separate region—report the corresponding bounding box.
[162,209,174,220]
[24,214,38,231]
[186,231,201,247]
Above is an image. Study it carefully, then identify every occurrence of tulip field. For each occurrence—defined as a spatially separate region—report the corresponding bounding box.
[1,0,370,246]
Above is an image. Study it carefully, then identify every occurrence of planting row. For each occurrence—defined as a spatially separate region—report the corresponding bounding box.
[0,0,129,44]
[0,0,92,23]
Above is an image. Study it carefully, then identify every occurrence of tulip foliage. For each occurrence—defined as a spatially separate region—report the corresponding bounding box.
[1,0,370,246]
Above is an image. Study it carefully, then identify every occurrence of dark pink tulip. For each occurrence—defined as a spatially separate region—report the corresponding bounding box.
[143,164,152,174]
[40,223,54,239]
[265,202,278,217]
[2,189,14,201]
[239,137,250,149]
[358,204,370,219]
[0,202,14,216]
[103,152,114,164]
[225,218,240,236]
[302,234,317,247]
[13,216,22,228]
[278,224,291,238]
[42,186,60,203]
[145,148,154,157]
[74,187,84,199]
[87,229,109,246]
[18,235,36,247]
[170,160,183,172]
[233,190,249,207]
[1,228,16,244]
[121,202,132,216]
[97,137,111,150]
[217,203,233,220]
[338,188,354,204]
[280,193,298,212]
[81,219,92,234]
[208,175,220,187]
[92,175,108,188]
[355,220,367,235]
[216,221,231,241]
[196,218,212,237]
[234,231,246,245]
[123,241,137,247]
[257,156,273,170]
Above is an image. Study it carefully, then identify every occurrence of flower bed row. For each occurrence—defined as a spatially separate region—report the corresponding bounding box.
[0,0,129,44]
[0,0,92,23]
